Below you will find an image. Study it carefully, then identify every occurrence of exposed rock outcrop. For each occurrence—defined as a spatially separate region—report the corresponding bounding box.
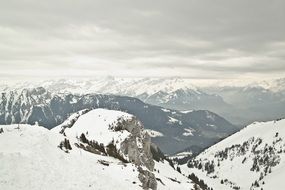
[138,166,157,190]
[113,117,157,189]
[115,117,155,171]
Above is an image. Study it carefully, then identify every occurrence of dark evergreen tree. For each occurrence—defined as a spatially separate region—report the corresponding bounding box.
[80,133,88,144]
[176,166,181,173]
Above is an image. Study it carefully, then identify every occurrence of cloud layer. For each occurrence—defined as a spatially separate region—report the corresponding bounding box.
[0,0,284,80]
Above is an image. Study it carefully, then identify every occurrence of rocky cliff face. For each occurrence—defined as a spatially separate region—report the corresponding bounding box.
[114,118,156,189]
[118,118,155,172]
[0,87,52,125]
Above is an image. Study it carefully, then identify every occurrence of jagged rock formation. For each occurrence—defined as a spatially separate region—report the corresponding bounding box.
[119,118,155,171]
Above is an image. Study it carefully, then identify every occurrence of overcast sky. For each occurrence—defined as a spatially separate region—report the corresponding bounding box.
[0,0,284,81]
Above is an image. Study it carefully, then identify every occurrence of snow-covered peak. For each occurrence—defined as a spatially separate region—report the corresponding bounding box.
[119,77,201,96]
[182,117,285,190]
[53,108,156,172]
[202,118,285,152]
[54,109,137,146]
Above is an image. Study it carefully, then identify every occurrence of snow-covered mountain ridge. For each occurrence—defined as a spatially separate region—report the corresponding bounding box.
[2,77,284,126]
[0,77,200,96]
[181,117,285,190]
[0,109,194,190]
[0,87,237,155]
[0,77,230,113]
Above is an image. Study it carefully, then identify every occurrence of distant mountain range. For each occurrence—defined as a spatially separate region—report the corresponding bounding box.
[2,77,284,126]
[203,84,285,125]
[0,87,237,155]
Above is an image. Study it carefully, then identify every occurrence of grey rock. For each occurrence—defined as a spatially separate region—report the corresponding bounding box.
[118,118,155,171]
[138,166,157,190]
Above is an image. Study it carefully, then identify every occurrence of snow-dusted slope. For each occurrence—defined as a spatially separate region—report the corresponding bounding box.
[182,118,285,190]
[53,109,135,146]
[0,109,193,190]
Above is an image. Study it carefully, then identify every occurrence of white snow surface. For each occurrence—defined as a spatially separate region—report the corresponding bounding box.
[182,128,195,137]
[0,124,142,190]
[145,129,164,137]
[180,110,194,114]
[170,151,193,160]
[0,109,193,190]
[168,116,179,124]
[53,109,134,147]
[181,118,285,190]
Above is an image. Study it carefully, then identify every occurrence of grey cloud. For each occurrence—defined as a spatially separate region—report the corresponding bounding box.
[0,0,284,80]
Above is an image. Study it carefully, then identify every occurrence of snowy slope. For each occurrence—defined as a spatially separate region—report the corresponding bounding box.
[54,109,135,146]
[181,118,285,190]
[0,124,142,190]
[0,109,194,190]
